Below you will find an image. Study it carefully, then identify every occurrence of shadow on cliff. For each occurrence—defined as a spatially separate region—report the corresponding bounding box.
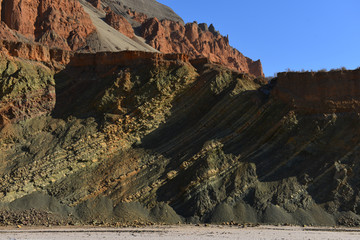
[52,62,109,120]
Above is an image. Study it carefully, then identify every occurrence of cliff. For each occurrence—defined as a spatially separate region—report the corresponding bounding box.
[0,40,71,65]
[140,19,264,76]
[273,69,360,113]
[0,0,95,50]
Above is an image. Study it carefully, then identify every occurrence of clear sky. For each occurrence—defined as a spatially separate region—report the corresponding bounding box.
[157,0,359,76]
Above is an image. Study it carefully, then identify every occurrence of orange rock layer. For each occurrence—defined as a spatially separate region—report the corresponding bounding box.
[273,69,360,113]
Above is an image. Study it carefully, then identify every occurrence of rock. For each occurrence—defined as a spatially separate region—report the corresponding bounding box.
[140,18,264,77]
[1,0,96,50]
[68,51,189,67]
[126,9,148,24]
[273,69,360,113]
[87,0,102,10]
[0,40,72,65]
[198,23,208,32]
[0,56,56,128]
[105,11,135,39]
[0,23,17,42]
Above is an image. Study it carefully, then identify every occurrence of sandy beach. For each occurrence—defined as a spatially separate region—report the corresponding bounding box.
[1,225,360,240]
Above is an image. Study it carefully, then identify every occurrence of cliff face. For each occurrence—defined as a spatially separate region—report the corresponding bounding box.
[0,40,71,64]
[0,0,95,50]
[104,11,135,39]
[140,19,264,77]
[273,70,360,113]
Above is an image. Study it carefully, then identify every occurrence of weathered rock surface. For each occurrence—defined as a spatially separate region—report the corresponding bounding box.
[138,18,263,77]
[1,0,95,50]
[273,70,360,113]
[105,11,135,39]
[0,56,55,128]
[0,40,72,65]
[0,23,18,42]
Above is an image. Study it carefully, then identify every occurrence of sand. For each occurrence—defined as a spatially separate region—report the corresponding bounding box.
[1,226,360,240]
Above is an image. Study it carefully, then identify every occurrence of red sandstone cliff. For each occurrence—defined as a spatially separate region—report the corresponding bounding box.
[139,19,263,77]
[0,0,95,50]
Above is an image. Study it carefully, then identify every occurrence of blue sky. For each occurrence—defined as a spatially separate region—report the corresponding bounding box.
[157,0,359,76]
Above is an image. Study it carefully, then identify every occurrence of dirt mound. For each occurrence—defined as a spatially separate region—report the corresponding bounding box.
[150,203,183,224]
[113,202,151,223]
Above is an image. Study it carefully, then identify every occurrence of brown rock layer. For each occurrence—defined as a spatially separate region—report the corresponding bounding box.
[105,11,135,39]
[69,51,189,67]
[1,0,95,50]
[273,69,360,113]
